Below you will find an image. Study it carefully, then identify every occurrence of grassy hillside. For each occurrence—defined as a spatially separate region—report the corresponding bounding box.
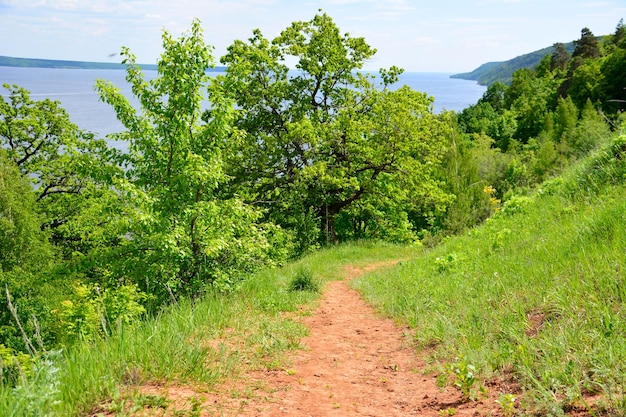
[452,42,575,85]
[2,129,624,415]
[354,128,626,415]
[0,242,419,416]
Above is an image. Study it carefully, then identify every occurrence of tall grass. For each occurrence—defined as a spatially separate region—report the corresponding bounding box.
[353,131,626,415]
[0,241,418,416]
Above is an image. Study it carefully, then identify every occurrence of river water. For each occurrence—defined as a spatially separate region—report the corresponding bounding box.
[0,67,485,137]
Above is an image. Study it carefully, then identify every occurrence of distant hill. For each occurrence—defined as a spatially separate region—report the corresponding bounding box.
[451,42,575,86]
[0,55,155,70]
[0,55,226,72]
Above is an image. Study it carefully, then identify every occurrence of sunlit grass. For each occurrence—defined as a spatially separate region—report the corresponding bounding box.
[5,130,623,416]
[353,133,626,415]
[0,241,418,416]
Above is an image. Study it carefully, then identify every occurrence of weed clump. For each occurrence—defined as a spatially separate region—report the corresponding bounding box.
[288,267,321,293]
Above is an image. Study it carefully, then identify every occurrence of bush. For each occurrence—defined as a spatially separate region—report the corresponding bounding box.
[51,282,146,345]
[0,344,33,386]
[288,267,320,293]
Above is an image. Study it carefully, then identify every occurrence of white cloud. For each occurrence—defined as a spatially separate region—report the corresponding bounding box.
[326,0,414,11]
[446,17,507,24]
[1,0,624,72]
[414,36,437,45]
[477,0,526,4]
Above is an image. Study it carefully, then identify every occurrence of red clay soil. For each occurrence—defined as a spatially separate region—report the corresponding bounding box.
[108,261,515,416]
[201,261,506,417]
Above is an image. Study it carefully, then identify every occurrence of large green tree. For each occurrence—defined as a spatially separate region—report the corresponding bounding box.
[96,20,274,300]
[0,84,121,258]
[0,85,81,198]
[0,149,57,353]
[0,151,50,273]
[219,12,450,248]
[550,42,571,72]
[599,21,626,114]
[572,27,601,60]
[505,68,559,140]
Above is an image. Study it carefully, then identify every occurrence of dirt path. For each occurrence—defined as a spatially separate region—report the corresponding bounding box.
[212,261,502,417]
[119,261,506,416]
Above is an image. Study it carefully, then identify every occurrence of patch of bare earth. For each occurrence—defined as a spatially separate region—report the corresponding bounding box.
[209,261,505,417]
[107,261,517,416]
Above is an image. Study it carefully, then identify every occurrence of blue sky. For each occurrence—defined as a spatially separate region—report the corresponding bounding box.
[0,0,624,72]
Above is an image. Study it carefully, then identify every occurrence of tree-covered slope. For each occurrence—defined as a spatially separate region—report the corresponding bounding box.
[0,55,151,70]
[0,55,226,72]
[354,129,626,415]
[451,42,575,85]
[1,15,624,415]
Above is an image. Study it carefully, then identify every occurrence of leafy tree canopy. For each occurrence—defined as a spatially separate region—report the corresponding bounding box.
[0,150,51,273]
[218,12,451,248]
[573,27,601,60]
[95,20,275,300]
[0,85,116,203]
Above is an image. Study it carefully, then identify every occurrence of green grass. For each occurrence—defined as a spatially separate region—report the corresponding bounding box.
[353,131,626,415]
[288,266,321,293]
[4,131,623,416]
[0,241,418,416]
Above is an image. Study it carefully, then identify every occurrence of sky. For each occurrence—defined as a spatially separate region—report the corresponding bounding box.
[0,0,624,73]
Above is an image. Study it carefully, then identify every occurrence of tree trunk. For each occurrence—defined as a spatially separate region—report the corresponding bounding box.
[321,203,338,245]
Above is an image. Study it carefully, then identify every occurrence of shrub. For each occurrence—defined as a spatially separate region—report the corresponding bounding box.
[288,267,320,293]
[0,344,33,386]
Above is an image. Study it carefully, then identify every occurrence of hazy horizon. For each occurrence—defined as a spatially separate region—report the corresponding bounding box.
[0,1,624,73]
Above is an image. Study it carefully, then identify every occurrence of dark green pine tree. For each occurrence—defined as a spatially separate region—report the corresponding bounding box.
[550,42,570,71]
[572,27,601,59]
[612,18,625,48]
[558,28,601,98]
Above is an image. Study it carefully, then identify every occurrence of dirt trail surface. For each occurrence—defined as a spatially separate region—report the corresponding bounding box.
[119,261,507,416]
[209,261,502,417]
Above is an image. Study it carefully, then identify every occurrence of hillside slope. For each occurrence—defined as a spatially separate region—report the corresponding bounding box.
[0,55,152,70]
[354,129,626,415]
[452,42,575,85]
[0,55,227,72]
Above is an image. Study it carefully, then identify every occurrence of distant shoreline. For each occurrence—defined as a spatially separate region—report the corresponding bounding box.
[0,55,226,72]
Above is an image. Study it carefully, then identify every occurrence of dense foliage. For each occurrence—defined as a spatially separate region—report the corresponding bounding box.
[218,13,451,250]
[451,42,576,86]
[94,20,275,301]
[0,20,281,370]
[443,22,624,235]
[0,13,452,361]
[0,12,625,415]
